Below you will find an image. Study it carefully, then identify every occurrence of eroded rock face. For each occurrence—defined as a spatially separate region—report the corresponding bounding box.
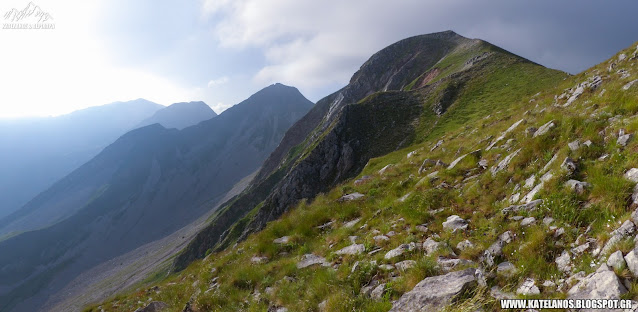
[389,269,477,312]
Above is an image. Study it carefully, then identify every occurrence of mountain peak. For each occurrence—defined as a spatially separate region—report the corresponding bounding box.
[135,101,217,130]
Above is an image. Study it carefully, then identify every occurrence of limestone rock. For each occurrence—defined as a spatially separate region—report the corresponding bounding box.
[456,240,475,251]
[395,260,417,271]
[625,249,638,277]
[533,121,555,137]
[491,148,521,176]
[273,236,291,244]
[336,244,365,256]
[565,180,591,194]
[423,237,443,255]
[389,269,477,312]
[556,250,572,273]
[607,250,626,271]
[520,217,536,227]
[561,157,577,174]
[385,243,416,260]
[297,254,329,269]
[568,264,627,300]
[496,261,518,277]
[442,215,468,232]
[516,278,540,295]
[338,193,365,202]
[625,168,638,183]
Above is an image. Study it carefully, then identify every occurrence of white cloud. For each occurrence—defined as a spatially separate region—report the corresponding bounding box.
[207,76,229,88]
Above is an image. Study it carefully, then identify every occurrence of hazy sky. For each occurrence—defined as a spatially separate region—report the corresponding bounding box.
[1,0,638,118]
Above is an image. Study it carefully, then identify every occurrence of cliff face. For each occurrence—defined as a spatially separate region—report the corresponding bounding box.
[174,30,554,270]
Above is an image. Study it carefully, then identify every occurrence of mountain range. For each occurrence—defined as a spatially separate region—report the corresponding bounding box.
[0,84,313,311]
[3,29,638,312]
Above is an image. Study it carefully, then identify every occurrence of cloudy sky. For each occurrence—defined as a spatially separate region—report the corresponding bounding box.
[1,0,637,118]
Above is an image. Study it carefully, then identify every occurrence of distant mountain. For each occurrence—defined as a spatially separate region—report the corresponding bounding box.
[0,83,314,312]
[0,99,163,219]
[175,30,564,270]
[136,101,217,130]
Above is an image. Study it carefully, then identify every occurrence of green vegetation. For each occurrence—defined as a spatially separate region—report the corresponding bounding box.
[87,41,638,311]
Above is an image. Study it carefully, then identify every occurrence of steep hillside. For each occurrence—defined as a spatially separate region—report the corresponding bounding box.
[136,101,217,130]
[174,31,564,270]
[0,84,313,312]
[89,39,638,312]
[0,99,163,218]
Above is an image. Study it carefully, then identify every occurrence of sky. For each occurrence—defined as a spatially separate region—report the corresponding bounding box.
[1,0,638,118]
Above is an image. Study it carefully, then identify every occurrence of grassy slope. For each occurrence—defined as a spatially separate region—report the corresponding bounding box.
[87,43,638,311]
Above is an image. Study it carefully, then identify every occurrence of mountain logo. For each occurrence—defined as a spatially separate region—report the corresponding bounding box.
[2,2,54,30]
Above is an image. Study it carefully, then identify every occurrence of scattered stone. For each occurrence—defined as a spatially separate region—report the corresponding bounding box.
[516,278,540,295]
[318,300,327,311]
[568,264,627,300]
[556,251,572,272]
[565,86,584,106]
[316,221,334,230]
[542,154,558,172]
[625,249,638,277]
[354,175,373,186]
[430,140,443,152]
[336,244,365,256]
[533,120,555,137]
[491,148,521,176]
[134,301,169,312]
[598,154,610,162]
[389,269,477,312]
[543,217,554,225]
[442,215,468,231]
[554,227,565,238]
[486,119,525,150]
[297,254,329,269]
[571,242,590,255]
[379,264,395,271]
[618,133,633,147]
[395,260,417,271]
[482,231,514,267]
[583,140,593,147]
[520,217,536,227]
[273,236,291,244]
[502,199,543,214]
[386,231,397,237]
[565,180,591,194]
[510,216,524,221]
[542,280,557,290]
[622,79,638,91]
[415,224,428,233]
[447,154,468,169]
[373,235,390,243]
[338,193,365,202]
[568,140,581,151]
[370,283,386,300]
[407,150,418,158]
[607,250,626,271]
[423,237,443,255]
[251,256,269,264]
[478,159,488,170]
[343,218,361,228]
[490,286,515,300]
[437,257,475,272]
[496,261,518,277]
[561,157,577,174]
[625,168,638,183]
[456,240,475,251]
[384,243,416,260]
[524,175,536,189]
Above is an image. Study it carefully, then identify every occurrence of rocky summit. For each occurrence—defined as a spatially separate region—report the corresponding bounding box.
[84,32,638,312]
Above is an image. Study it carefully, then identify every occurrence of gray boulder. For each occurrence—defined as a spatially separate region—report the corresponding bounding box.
[625,168,638,183]
[491,149,521,176]
[442,215,468,232]
[556,250,572,273]
[607,250,626,271]
[482,231,514,267]
[336,244,365,256]
[625,249,638,277]
[565,180,591,194]
[385,243,416,260]
[533,120,555,137]
[568,264,627,301]
[561,157,577,174]
[297,254,329,269]
[389,269,477,312]
[338,193,365,202]
[516,278,540,295]
[395,260,417,271]
[496,261,518,277]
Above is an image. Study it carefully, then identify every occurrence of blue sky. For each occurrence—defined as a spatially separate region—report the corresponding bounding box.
[1,0,638,117]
